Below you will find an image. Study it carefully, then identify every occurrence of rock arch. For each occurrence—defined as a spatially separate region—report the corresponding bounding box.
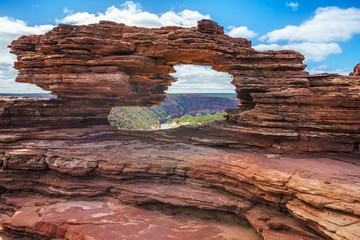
[3,19,360,153]
[8,20,305,108]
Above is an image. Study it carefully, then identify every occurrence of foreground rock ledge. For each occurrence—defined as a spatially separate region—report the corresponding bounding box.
[0,127,359,239]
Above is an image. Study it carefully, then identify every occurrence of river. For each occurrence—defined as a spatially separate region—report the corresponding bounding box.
[160,124,173,129]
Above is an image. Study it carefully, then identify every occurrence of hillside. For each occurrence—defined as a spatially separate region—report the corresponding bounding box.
[109,107,160,131]
[194,93,237,99]
[172,112,227,127]
[150,93,238,120]
[109,94,239,130]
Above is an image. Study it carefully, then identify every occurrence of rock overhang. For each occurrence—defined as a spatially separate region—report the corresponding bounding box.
[2,19,360,153]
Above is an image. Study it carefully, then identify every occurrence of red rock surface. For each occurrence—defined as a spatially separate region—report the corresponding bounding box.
[1,20,360,240]
[3,19,359,152]
[0,127,359,239]
[2,200,262,240]
[350,63,360,76]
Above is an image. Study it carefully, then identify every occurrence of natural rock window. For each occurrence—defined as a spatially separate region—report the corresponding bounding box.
[5,19,360,152]
[108,65,238,131]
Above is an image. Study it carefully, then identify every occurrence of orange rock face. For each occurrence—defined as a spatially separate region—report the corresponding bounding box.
[1,200,262,240]
[0,128,359,239]
[3,19,360,152]
[1,20,360,240]
[350,63,360,76]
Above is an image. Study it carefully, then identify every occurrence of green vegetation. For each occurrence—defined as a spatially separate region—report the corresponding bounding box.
[149,106,169,121]
[190,93,237,99]
[172,112,227,126]
[108,94,237,131]
[108,107,160,131]
[149,93,238,120]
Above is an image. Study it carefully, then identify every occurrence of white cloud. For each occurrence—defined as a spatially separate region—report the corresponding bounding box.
[227,26,257,38]
[308,64,328,73]
[168,65,235,93]
[308,64,349,75]
[256,7,360,62]
[286,2,299,11]
[0,78,48,93]
[253,42,342,62]
[261,7,360,43]
[0,16,53,93]
[0,17,53,38]
[63,8,72,14]
[58,1,210,28]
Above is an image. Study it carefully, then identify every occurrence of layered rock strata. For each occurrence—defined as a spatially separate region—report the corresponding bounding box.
[3,19,359,152]
[1,128,359,239]
[350,63,360,76]
[1,19,360,240]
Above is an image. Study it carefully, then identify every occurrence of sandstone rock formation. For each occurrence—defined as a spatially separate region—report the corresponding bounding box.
[350,63,360,76]
[1,128,359,239]
[3,19,360,153]
[0,20,360,240]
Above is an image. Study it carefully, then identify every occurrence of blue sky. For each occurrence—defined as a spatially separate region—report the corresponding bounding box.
[0,0,359,93]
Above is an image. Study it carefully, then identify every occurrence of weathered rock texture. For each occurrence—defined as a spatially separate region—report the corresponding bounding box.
[1,20,360,240]
[1,128,359,239]
[350,63,360,76]
[1,198,262,240]
[3,19,359,152]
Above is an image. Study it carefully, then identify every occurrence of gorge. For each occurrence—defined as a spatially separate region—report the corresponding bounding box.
[0,19,359,240]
